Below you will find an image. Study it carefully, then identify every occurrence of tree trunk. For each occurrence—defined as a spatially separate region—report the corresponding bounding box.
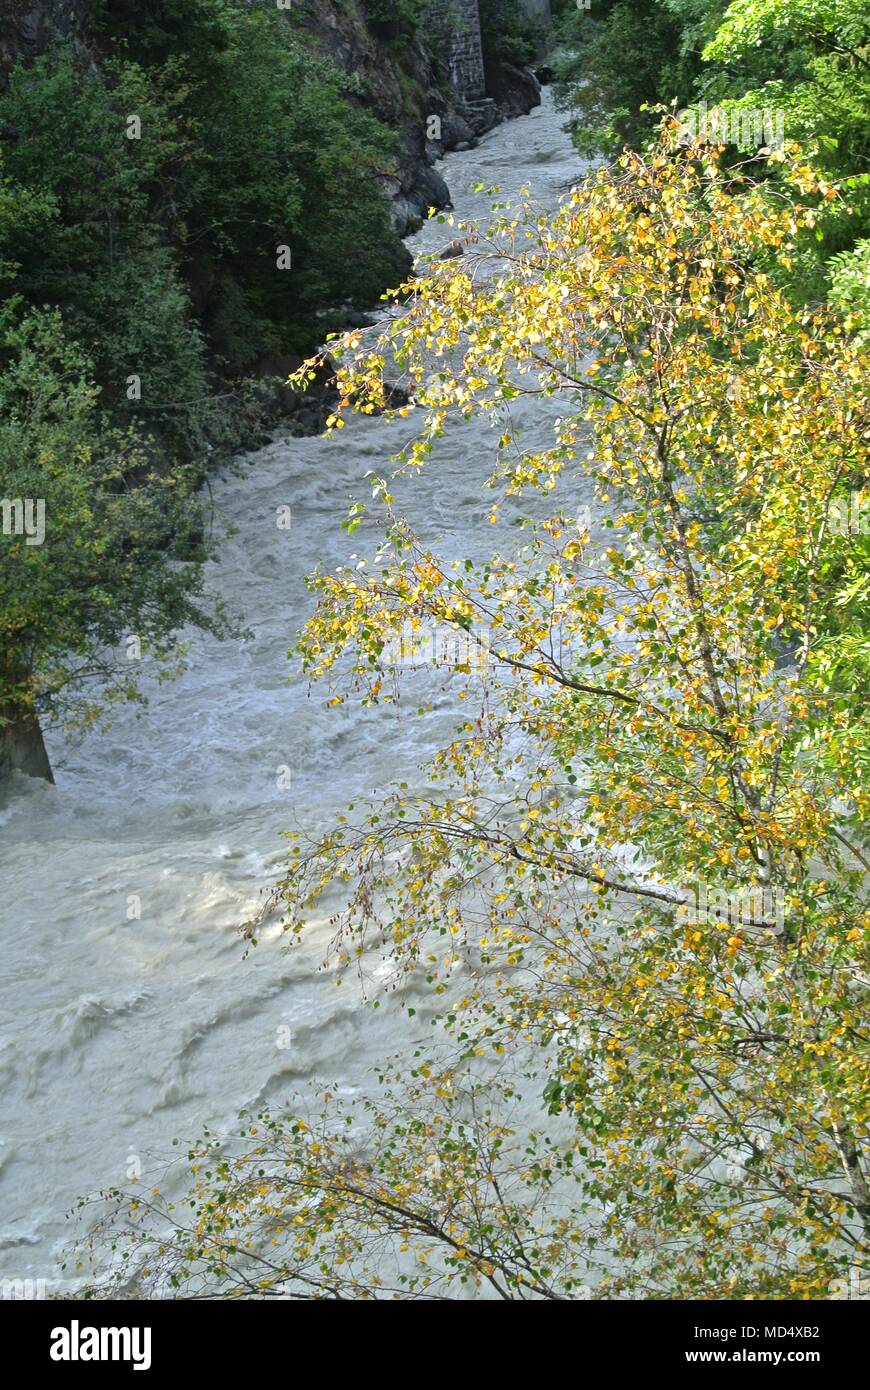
[0,702,54,784]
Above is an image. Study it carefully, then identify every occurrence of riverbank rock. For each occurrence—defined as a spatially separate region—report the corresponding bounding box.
[484,61,542,119]
[0,706,54,784]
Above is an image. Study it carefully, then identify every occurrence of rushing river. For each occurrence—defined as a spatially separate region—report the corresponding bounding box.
[0,91,582,1289]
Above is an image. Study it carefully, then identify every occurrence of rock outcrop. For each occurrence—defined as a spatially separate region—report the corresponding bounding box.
[294,2,542,235]
[0,0,89,86]
[0,701,54,785]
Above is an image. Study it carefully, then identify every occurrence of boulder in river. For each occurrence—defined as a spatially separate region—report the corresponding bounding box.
[485,62,542,120]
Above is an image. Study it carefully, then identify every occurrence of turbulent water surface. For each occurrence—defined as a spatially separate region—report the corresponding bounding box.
[0,92,581,1287]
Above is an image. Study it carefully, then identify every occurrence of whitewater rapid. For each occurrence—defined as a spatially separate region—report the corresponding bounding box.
[0,92,582,1288]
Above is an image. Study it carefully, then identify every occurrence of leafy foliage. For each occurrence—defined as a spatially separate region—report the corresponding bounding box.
[361,0,427,35]
[829,237,870,340]
[0,305,226,729]
[0,5,409,382]
[554,0,715,154]
[554,0,870,219]
[704,0,870,178]
[479,0,543,68]
[0,54,209,445]
[75,141,870,1298]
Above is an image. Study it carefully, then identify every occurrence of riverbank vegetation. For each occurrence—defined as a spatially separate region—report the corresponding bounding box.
[0,1,410,771]
[552,0,870,316]
[73,79,870,1295]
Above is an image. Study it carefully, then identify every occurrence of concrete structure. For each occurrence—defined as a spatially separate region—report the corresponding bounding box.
[425,0,486,100]
[425,1,551,101]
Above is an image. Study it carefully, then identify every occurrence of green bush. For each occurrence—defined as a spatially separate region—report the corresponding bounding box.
[178,5,409,363]
[0,2,410,419]
[0,304,223,733]
[554,0,703,155]
[479,0,542,67]
[830,238,870,342]
[361,0,426,34]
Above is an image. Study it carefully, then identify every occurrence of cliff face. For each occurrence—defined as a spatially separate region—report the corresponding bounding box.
[0,1,540,236]
[294,2,541,234]
[292,1,465,236]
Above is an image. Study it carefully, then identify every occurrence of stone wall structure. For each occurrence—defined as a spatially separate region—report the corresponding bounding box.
[425,0,486,101]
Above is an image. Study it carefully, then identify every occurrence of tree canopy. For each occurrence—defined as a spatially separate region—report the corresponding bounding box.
[73,134,870,1298]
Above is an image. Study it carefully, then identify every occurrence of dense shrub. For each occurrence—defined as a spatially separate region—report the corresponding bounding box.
[0,303,222,735]
[479,0,542,67]
[0,2,410,431]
